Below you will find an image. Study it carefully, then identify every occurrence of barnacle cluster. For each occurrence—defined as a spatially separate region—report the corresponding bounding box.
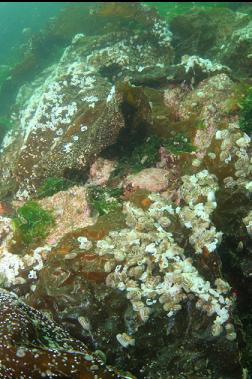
[179,170,223,254]
[95,192,234,340]
[0,218,50,287]
[181,55,229,75]
[243,210,252,237]
[0,247,46,288]
[214,123,252,191]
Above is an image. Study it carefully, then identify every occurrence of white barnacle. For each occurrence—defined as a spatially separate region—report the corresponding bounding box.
[118,282,126,291]
[82,95,99,104]
[80,125,88,132]
[106,85,115,103]
[215,130,223,140]
[78,316,91,332]
[16,347,26,358]
[212,321,223,337]
[115,265,122,273]
[77,236,92,250]
[116,333,135,348]
[56,128,64,136]
[145,243,157,254]
[28,270,37,280]
[72,33,85,44]
[63,142,73,154]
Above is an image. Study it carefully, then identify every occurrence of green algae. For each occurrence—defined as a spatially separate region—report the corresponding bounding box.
[12,201,54,244]
[163,132,197,155]
[112,133,196,179]
[37,177,76,199]
[88,186,123,216]
[112,135,161,178]
[195,120,207,130]
[239,87,252,134]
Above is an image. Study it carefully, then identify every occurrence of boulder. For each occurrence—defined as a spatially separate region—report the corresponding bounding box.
[38,185,95,245]
[0,3,174,200]
[0,289,132,378]
[26,192,242,379]
[89,158,116,186]
[169,7,251,77]
[124,168,171,193]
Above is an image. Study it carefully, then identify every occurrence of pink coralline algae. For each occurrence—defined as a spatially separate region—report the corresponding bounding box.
[123,168,171,193]
[38,186,95,245]
[89,157,116,186]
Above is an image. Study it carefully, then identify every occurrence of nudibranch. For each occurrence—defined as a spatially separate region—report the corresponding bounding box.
[0,289,133,379]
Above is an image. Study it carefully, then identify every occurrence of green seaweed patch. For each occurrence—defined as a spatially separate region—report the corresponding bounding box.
[163,133,197,155]
[37,177,76,198]
[112,135,162,178]
[88,186,123,216]
[12,201,55,244]
[239,87,252,134]
[111,133,196,179]
[195,121,206,130]
[224,82,250,115]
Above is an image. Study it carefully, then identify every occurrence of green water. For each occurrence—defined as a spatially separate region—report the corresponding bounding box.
[0,2,248,65]
[0,1,248,114]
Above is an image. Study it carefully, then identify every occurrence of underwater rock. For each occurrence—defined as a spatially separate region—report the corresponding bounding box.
[0,185,97,288]
[170,8,252,78]
[0,2,173,116]
[0,3,174,199]
[131,55,230,88]
[26,192,242,379]
[174,55,231,85]
[89,158,116,186]
[163,73,236,160]
[11,185,95,246]
[0,216,13,246]
[0,54,125,199]
[169,7,251,77]
[123,168,171,193]
[0,288,131,379]
[170,8,226,60]
[38,185,95,245]
[221,19,252,77]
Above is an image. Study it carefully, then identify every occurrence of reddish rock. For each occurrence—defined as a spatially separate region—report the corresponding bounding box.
[124,168,170,193]
[38,185,96,245]
[89,157,116,186]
